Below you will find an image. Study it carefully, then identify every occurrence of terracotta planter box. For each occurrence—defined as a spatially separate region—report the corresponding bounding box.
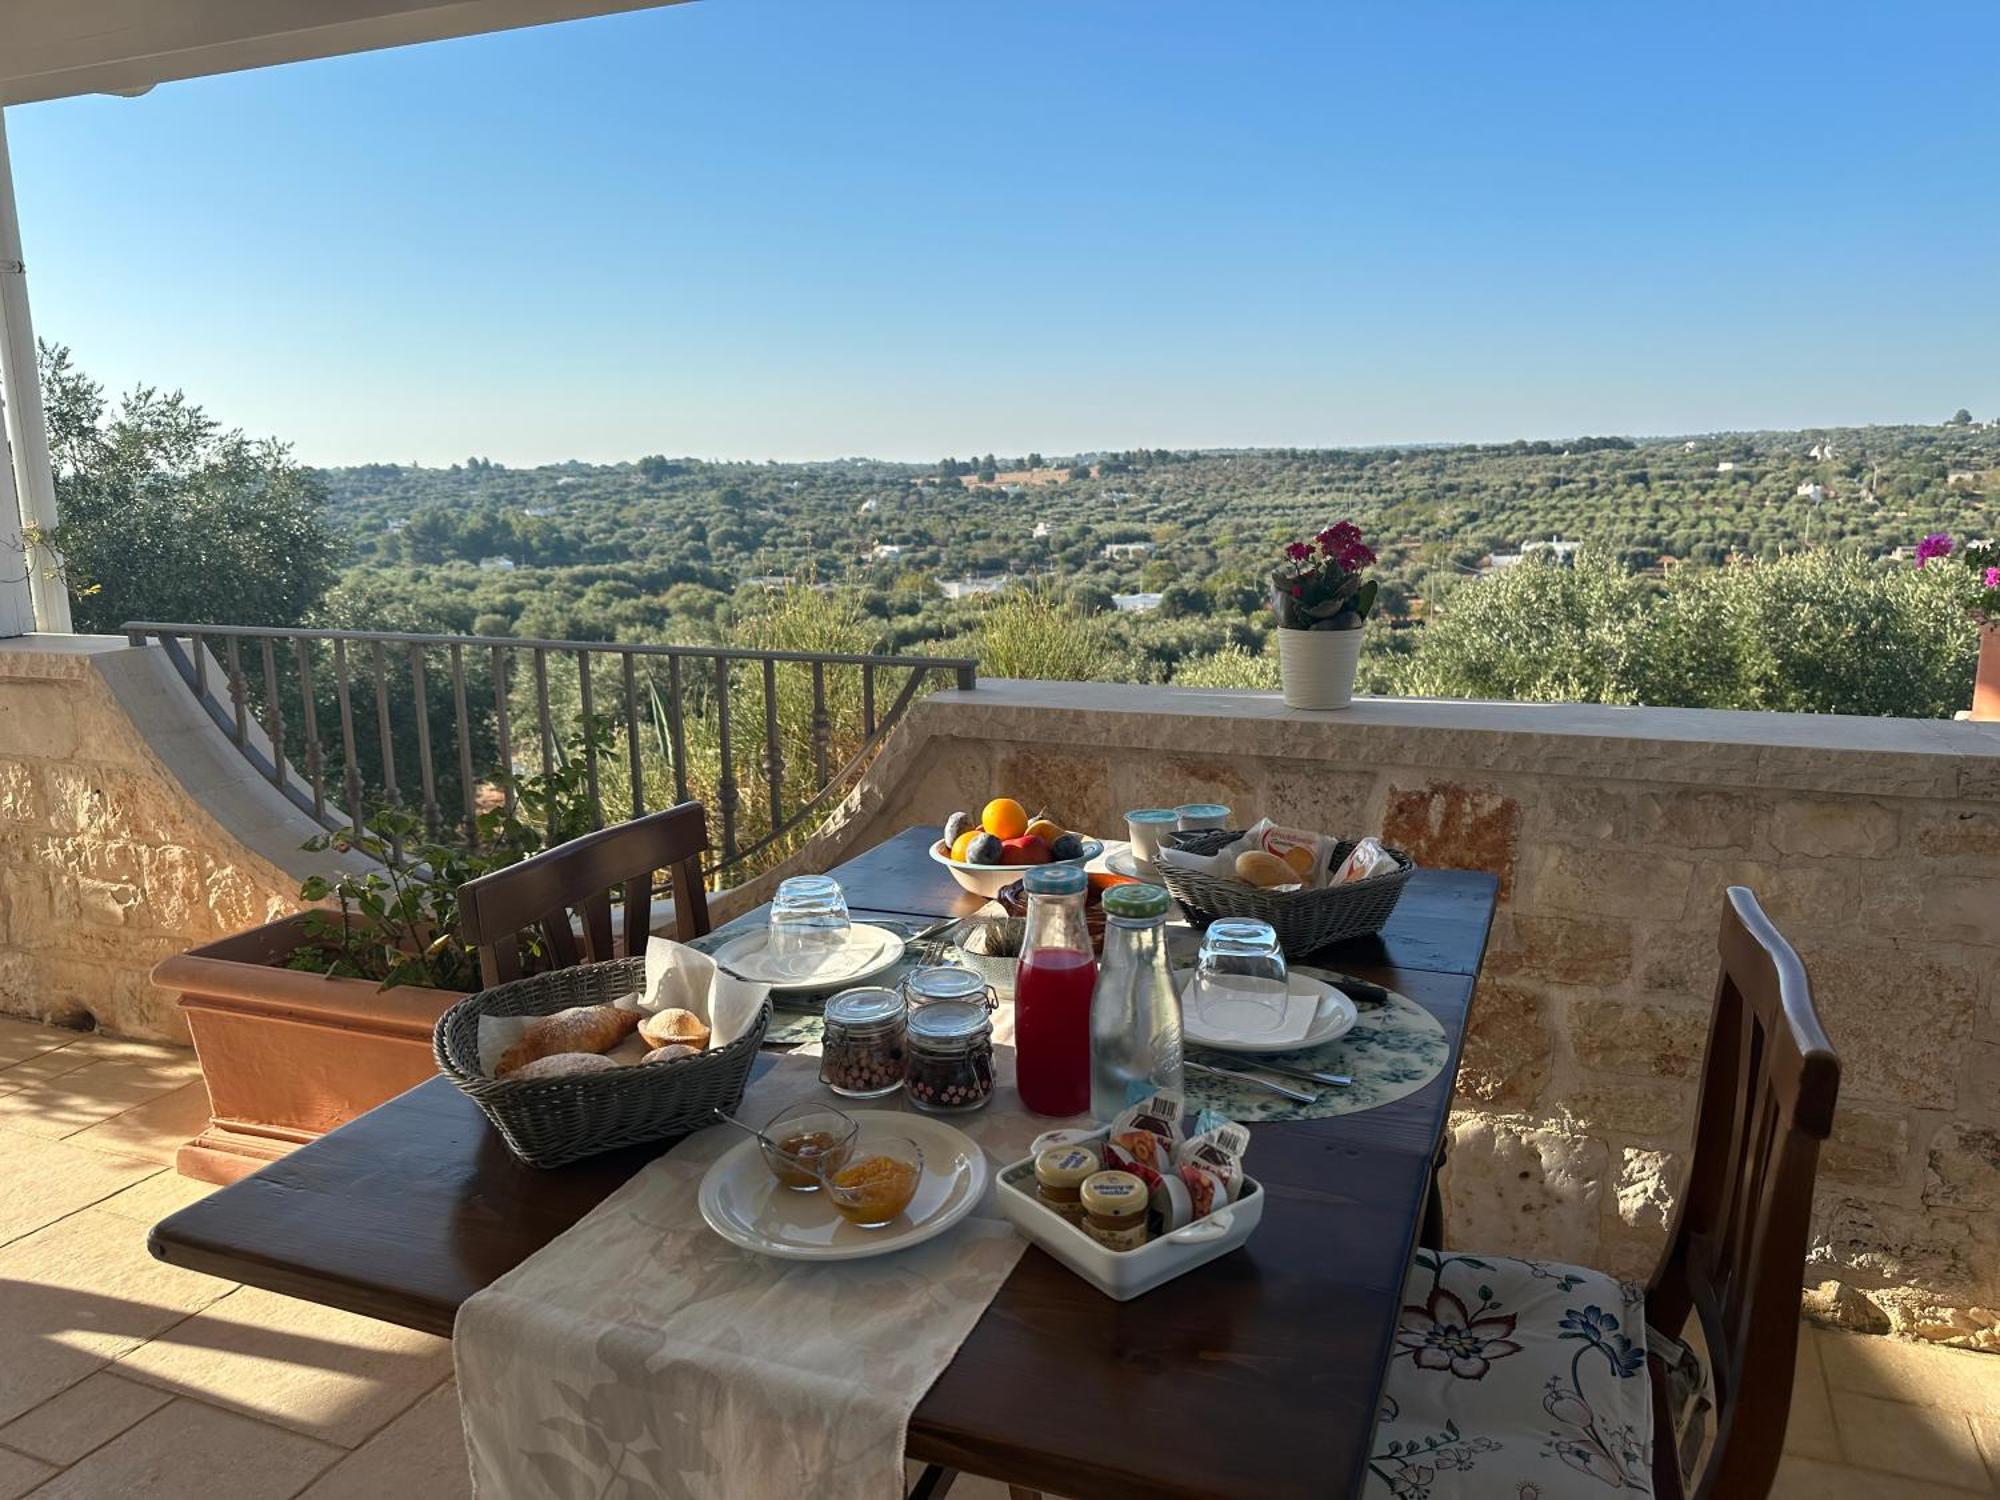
[1977,626,2000,723]
[152,912,468,1184]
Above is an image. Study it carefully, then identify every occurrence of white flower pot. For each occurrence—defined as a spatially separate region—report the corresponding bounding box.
[1276,626,1363,710]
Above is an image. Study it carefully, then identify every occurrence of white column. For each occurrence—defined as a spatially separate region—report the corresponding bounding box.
[0,373,31,637]
[0,108,70,632]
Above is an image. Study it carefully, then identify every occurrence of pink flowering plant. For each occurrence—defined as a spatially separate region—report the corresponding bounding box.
[1270,520,1380,630]
[1913,532,2000,626]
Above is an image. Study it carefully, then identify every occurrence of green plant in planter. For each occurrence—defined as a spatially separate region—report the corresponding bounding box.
[1269,520,1380,630]
[1913,532,2000,625]
[289,717,620,991]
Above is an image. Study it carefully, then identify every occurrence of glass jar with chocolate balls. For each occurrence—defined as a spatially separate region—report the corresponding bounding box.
[903,998,995,1112]
[819,987,906,1099]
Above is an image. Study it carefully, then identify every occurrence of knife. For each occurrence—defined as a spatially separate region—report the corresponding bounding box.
[1312,971,1392,1006]
[1191,1050,1350,1088]
[1186,1059,1318,1105]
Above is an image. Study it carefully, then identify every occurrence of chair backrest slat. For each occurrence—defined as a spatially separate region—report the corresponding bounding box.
[1647,886,1840,1500]
[458,801,712,989]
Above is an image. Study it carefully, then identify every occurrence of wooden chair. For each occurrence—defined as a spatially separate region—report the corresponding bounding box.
[1366,887,1840,1499]
[457,802,712,988]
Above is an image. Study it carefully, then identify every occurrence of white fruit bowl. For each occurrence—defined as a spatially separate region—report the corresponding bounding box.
[928,836,1103,898]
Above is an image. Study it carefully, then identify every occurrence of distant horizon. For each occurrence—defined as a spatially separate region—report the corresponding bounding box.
[13,0,1998,467]
[318,414,1990,473]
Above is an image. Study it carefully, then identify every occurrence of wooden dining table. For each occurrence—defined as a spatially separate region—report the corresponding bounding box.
[150,824,1498,1500]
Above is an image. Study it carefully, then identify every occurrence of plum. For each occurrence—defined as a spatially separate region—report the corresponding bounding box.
[1048,831,1085,862]
[965,832,1005,866]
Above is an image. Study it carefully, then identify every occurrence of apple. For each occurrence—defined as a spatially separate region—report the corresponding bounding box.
[999,834,1052,866]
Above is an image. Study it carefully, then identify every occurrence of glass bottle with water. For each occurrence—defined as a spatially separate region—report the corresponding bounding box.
[1090,883,1183,1120]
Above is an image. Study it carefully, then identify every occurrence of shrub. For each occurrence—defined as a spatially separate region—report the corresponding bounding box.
[975,587,1118,681]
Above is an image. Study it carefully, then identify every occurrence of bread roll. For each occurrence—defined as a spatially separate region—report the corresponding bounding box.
[504,1052,621,1082]
[494,1003,641,1077]
[640,1043,701,1066]
[640,1007,711,1050]
[1234,850,1298,889]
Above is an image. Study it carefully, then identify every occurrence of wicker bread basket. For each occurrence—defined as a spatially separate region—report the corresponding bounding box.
[433,956,771,1169]
[1157,828,1416,956]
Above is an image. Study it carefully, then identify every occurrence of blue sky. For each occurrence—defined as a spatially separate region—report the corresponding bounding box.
[9,0,1998,466]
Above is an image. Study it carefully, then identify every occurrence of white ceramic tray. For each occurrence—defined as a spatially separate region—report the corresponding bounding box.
[994,1127,1263,1300]
[697,1111,988,1262]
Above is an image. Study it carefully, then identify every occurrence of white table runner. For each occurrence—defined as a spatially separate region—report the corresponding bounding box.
[455,1048,1068,1499]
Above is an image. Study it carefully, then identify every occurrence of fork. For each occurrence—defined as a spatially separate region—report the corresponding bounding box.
[1186,1059,1318,1105]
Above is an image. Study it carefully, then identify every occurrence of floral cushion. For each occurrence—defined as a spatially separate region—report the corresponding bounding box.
[1364,1248,1656,1498]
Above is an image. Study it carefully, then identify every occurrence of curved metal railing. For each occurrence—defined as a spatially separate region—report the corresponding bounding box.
[124,622,976,880]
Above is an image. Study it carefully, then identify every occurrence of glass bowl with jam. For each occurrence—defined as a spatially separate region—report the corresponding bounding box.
[758,1102,859,1192]
[819,1134,925,1227]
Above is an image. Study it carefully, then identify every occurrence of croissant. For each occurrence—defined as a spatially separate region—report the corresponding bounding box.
[495,1004,641,1077]
[505,1052,621,1082]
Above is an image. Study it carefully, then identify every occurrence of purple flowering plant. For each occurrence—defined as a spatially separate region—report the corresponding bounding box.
[1913,531,2000,626]
[1270,519,1380,631]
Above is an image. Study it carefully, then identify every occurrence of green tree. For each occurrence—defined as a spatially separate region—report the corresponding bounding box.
[39,343,339,631]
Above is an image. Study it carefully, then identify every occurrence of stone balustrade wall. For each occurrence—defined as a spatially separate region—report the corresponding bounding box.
[827,680,2000,1347]
[7,644,1999,1345]
[0,638,322,1042]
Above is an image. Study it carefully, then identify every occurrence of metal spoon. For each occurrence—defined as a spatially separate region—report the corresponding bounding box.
[1186,1059,1318,1105]
[709,1108,778,1150]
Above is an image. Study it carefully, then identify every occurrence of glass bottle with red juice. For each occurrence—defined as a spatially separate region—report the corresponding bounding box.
[1013,865,1097,1116]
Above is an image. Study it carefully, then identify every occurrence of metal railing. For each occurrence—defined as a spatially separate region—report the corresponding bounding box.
[125,623,977,880]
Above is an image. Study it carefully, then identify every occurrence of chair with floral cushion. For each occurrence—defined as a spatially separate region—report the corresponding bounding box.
[1366,886,1840,1499]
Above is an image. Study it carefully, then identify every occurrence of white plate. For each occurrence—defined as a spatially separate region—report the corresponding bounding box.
[1174,969,1358,1054]
[696,1112,990,1262]
[708,922,906,991]
[1103,847,1165,884]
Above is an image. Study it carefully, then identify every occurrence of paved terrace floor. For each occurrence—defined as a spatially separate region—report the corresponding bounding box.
[0,1013,1991,1500]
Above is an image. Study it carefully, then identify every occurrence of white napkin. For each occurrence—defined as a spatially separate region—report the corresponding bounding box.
[643,935,767,1047]
[1184,975,1321,1046]
[474,938,770,1077]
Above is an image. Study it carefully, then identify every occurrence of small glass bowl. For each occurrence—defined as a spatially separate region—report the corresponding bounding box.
[758,1101,858,1192]
[819,1133,925,1228]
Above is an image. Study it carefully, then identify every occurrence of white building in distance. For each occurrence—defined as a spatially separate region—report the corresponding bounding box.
[1112,592,1163,613]
[937,577,1011,600]
[869,543,904,560]
[1102,541,1156,560]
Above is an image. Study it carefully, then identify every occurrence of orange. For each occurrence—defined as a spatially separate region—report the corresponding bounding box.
[950,829,981,862]
[981,797,1028,840]
[1025,817,1064,844]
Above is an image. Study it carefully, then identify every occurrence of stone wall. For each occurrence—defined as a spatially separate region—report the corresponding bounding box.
[0,637,331,1042]
[829,680,2000,1346]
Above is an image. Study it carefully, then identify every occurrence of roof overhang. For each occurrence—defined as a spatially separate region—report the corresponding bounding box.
[0,0,691,106]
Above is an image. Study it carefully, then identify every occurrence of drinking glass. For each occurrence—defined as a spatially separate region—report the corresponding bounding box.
[1175,803,1231,832]
[767,875,850,980]
[1186,918,1290,1035]
[1125,808,1181,862]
